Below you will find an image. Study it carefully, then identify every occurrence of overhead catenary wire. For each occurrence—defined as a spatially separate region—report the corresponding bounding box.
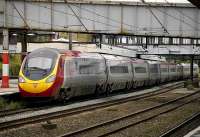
[2,12,198,35]
[164,0,200,29]
[154,7,197,30]
[32,1,190,33]
[69,1,198,32]
[141,0,197,31]
[141,0,169,34]
[69,0,198,33]
[65,1,88,32]
[69,4,140,29]
[5,2,122,33]
[29,1,168,32]
[8,1,192,33]
[11,2,31,30]
[29,2,121,30]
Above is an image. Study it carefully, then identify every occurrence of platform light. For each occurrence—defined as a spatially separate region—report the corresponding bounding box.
[27,33,35,36]
[12,33,17,36]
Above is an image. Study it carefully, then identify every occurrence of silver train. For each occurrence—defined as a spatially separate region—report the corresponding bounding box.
[18,48,199,100]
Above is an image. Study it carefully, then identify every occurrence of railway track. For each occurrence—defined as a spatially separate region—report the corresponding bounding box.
[0,81,184,131]
[58,86,200,137]
[0,105,56,118]
[0,108,31,117]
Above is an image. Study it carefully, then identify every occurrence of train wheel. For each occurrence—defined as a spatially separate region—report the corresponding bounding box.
[126,82,132,90]
[58,91,66,103]
[125,82,129,90]
[106,84,112,96]
[95,84,100,97]
[58,90,69,103]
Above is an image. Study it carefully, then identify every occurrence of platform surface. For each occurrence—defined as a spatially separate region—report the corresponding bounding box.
[0,79,19,95]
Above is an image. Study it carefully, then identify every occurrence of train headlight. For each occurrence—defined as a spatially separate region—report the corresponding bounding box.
[19,77,26,83]
[46,75,56,83]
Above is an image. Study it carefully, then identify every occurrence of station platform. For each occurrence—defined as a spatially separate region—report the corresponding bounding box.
[0,79,19,96]
[184,126,200,137]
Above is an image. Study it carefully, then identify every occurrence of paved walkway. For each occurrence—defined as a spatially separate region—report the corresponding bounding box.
[0,79,19,95]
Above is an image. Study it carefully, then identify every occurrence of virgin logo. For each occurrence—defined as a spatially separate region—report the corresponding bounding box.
[33,83,38,88]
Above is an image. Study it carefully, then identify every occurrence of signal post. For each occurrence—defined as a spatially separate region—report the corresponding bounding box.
[1,29,9,88]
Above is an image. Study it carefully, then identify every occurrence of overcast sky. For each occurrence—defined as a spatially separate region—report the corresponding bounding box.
[110,0,189,3]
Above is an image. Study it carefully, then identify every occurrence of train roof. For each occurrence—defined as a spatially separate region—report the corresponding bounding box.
[131,58,148,64]
[147,60,160,64]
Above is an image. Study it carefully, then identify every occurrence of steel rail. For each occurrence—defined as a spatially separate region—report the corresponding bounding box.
[0,108,32,117]
[0,105,56,118]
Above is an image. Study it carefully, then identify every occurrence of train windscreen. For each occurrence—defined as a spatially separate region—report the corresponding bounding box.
[23,49,58,80]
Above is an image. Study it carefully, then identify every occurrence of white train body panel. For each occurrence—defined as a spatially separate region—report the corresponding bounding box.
[160,63,169,83]
[102,55,133,91]
[63,53,107,96]
[182,63,191,79]
[132,59,149,87]
[148,61,160,85]
[177,64,183,80]
[169,64,177,81]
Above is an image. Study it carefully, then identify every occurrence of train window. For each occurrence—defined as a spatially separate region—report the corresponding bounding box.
[150,64,159,73]
[177,68,182,72]
[173,38,179,44]
[161,68,168,72]
[28,57,52,70]
[79,62,104,74]
[23,49,57,80]
[79,65,97,74]
[150,68,158,73]
[135,67,146,73]
[110,66,129,74]
[184,68,190,71]
[170,68,176,72]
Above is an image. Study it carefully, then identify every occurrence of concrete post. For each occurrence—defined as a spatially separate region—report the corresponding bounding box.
[99,34,102,49]
[21,32,27,61]
[1,29,9,88]
[69,32,72,50]
[190,55,194,82]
